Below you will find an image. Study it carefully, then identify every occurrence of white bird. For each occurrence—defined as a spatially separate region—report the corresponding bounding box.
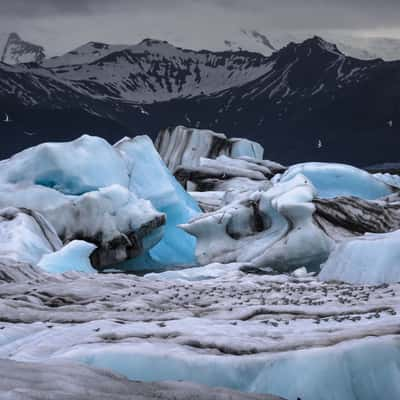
[24,131,36,136]
[2,113,11,123]
[317,139,323,149]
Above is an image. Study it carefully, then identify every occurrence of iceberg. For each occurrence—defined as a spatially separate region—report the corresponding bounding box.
[115,136,201,268]
[0,135,129,195]
[156,126,264,172]
[278,162,394,199]
[0,134,204,270]
[0,184,165,269]
[38,240,97,274]
[319,230,400,284]
[182,174,334,271]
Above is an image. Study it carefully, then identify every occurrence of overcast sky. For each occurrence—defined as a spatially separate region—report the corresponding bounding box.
[1,0,400,54]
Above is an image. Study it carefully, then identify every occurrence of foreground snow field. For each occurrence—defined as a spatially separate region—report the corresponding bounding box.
[0,127,400,399]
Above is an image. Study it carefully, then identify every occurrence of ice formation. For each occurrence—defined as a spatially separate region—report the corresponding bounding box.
[0,183,165,269]
[0,134,202,271]
[182,174,334,271]
[38,240,97,274]
[0,359,280,400]
[373,172,400,189]
[0,135,129,195]
[156,126,264,172]
[319,230,400,284]
[278,162,394,199]
[115,135,200,268]
[0,207,61,265]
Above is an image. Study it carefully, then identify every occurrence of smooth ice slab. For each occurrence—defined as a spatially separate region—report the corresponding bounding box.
[279,162,394,199]
[38,240,97,274]
[319,230,400,284]
[116,136,201,269]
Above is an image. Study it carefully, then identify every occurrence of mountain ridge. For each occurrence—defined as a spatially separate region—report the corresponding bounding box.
[0,36,399,166]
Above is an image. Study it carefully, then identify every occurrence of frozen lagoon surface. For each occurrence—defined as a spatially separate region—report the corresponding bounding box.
[1,131,400,399]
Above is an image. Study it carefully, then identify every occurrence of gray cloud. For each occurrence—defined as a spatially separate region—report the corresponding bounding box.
[1,0,399,55]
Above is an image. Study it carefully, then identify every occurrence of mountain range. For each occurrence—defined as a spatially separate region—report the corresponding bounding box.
[0,34,399,166]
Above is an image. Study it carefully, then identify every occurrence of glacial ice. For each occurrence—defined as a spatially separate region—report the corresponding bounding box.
[115,136,201,268]
[0,359,280,400]
[64,337,400,400]
[0,207,61,265]
[182,174,334,271]
[156,126,264,172]
[38,240,97,274]
[0,135,129,195]
[0,134,204,271]
[0,183,164,269]
[373,172,400,189]
[278,162,394,199]
[1,130,400,400]
[319,230,400,284]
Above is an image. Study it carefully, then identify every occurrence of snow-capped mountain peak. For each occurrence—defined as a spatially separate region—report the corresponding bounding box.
[39,38,273,103]
[0,33,45,65]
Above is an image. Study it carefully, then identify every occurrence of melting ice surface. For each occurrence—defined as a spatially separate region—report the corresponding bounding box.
[279,162,394,199]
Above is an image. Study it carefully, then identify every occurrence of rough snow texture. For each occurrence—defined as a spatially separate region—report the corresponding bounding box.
[0,265,399,400]
[319,230,400,284]
[156,126,265,173]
